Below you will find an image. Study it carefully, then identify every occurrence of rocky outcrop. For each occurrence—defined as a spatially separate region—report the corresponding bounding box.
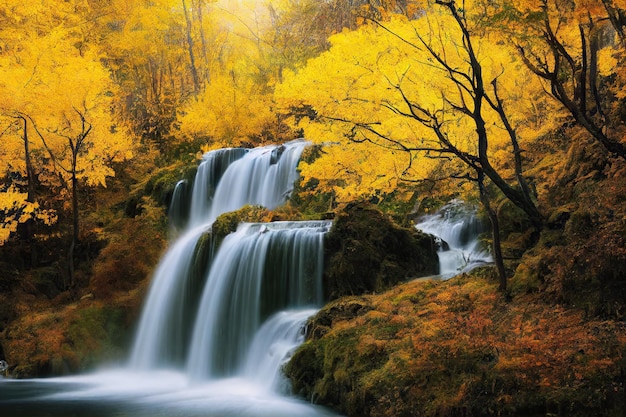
[286,274,626,417]
[323,201,439,300]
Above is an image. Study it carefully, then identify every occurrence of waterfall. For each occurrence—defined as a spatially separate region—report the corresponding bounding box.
[129,139,325,389]
[186,221,330,381]
[168,179,190,231]
[206,143,306,222]
[416,200,492,277]
[189,148,248,227]
[129,225,218,368]
[241,309,317,392]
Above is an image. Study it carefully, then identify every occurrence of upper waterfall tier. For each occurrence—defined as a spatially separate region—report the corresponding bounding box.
[169,140,309,229]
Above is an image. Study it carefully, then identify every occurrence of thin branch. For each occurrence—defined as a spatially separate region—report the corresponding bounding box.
[26,115,71,175]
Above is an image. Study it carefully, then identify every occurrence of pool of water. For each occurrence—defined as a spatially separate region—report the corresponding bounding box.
[0,370,339,417]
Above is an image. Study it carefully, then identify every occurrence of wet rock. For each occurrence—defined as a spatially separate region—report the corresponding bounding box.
[323,201,439,300]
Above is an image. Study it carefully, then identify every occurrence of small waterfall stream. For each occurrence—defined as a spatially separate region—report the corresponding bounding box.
[416,200,492,278]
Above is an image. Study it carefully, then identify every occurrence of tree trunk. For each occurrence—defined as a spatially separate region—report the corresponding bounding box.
[478,172,507,292]
[600,0,626,42]
[193,0,210,84]
[16,116,38,266]
[182,0,201,95]
[68,168,79,289]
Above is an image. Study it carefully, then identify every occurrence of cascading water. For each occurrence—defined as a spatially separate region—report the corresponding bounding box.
[186,221,330,381]
[168,179,190,231]
[188,147,248,227]
[0,139,340,417]
[416,200,492,278]
[242,309,317,392]
[129,140,312,370]
[128,225,216,368]
[206,143,306,222]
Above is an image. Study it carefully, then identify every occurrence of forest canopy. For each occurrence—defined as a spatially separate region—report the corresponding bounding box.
[1,0,625,245]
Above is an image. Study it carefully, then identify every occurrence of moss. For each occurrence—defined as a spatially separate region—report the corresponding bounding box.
[31,265,64,299]
[286,274,626,417]
[90,216,166,301]
[546,204,576,230]
[323,201,439,300]
[65,305,128,370]
[564,208,595,238]
[142,163,197,208]
[5,303,130,377]
[287,325,387,415]
[211,205,272,240]
[510,257,544,295]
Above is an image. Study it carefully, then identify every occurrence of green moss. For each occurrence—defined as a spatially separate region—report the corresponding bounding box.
[142,163,197,208]
[323,201,439,300]
[211,205,271,240]
[65,306,128,370]
[32,265,63,299]
[510,258,544,295]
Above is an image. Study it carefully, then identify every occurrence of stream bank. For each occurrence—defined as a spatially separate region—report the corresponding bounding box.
[286,271,626,417]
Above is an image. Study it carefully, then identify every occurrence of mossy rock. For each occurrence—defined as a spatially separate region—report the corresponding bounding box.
[32,265,64,299]
[65,305,129,370]
[286,298,385,416]
[143,163,198,208]
[323,201,439,300]
[211,205,272,241]
[3,303,132,378]
[546,204,576,230]
[286,275,626,417]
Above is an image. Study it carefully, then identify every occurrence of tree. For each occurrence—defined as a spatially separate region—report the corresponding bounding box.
[91,0,195,149]
[0,2,134,283]
[27,50,133,286]
[500,0,626,158]
[175,0,327,147]
[277,2,552,291]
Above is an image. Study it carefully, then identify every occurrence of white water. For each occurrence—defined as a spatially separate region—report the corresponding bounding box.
[129,140,312,371]
[416,200,492,278]
[188,147,248,227]
[185,221,331,381]
[168,179,189,231]
[129,224,213,368]
[120,139,337,415]
[206,144,306,223]
[0,140,341,417]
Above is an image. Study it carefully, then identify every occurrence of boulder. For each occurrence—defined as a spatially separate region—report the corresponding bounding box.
[323,201,439,300]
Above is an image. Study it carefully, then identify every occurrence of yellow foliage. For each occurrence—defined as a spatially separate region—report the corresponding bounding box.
[0,0,135,240]
[276,10,559,202]
[0,187,57,245]
[177,72,274,146]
